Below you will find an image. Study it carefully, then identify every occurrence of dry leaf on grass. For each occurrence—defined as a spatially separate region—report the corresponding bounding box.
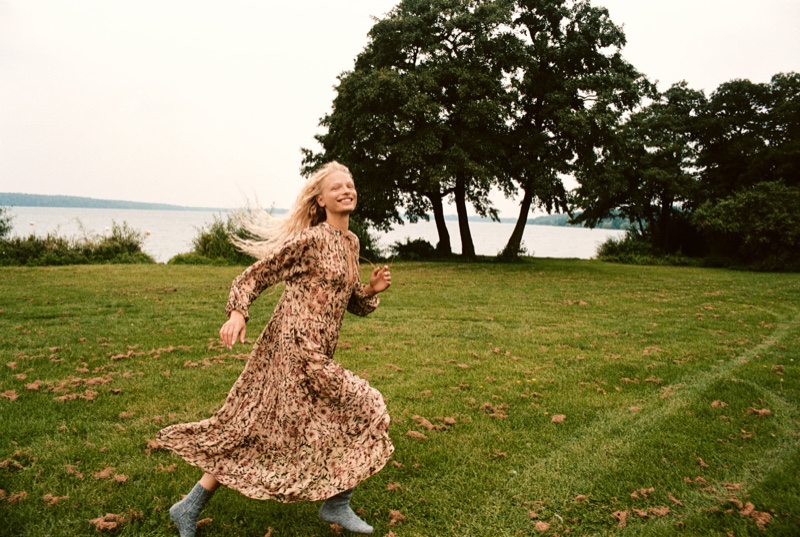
[412,415,435,430]
[93,467,115,480]
[633,508,648,518]
[65,464,84,479]
[388,509,406,527]
[697,457,709,468]
[650,506,670,516]
[145,439,163,455]
[630,487,655,499]
[551,414,567,423]
[89,513,129,531]
[668,493,684,506]
[25,380,42,391]
[711,400,728,408]
[42,493,69,506]
[387,482,402,492]
[196,517,213,528]
[747,407,772,417]
[7,491,28,504]
[406,430,427,440]
[1,390,19,401]
[612,510,628,528]
[534,521,550,532]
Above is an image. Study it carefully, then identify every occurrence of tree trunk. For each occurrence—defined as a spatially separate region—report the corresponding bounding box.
[454,173,476,258]
[427,193,452,254]
[503,182,534,257]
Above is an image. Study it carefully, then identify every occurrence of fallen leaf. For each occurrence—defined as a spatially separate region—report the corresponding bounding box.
[7,491,28,504]
[25,380,42,391]
[406,430,427,440]
[551,414,567,423]
[42,493,69,506]
[388,509,406,527]
[698,457,709,468]
[196,518,212,528]
[668,493,684,506]
[613,510,628,528]
[711,400,728,408]
[1,390,19,401]
[650,506,670,516]
[93,467,115,480]
[387,482,401,492]
[534,521,550,532]
[412,415,436,430]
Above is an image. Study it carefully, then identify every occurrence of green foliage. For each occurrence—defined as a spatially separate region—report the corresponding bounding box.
[596,230,698,266]
[1,262,799,535]
[170,214,255,266]
[388,238,437,261]
[306,0,647,259]
[348,215,385,263]
[0,206,13,239]
[0,221,155,266]
[693,182,800,270]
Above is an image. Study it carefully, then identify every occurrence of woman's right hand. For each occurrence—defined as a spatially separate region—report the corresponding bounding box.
[219,310,247,349]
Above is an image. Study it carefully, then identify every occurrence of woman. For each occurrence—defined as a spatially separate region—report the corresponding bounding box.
[157,161,394,536]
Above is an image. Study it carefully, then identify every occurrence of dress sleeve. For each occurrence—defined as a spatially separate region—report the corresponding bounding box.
[225,231,311,321]
[345,234,379,317]
[347,283,379,316]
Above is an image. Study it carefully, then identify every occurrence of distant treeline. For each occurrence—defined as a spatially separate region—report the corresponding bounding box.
[1,193,625,229]
[0,193,225,212]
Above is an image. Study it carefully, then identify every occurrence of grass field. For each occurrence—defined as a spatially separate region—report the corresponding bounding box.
[1,260,799,536]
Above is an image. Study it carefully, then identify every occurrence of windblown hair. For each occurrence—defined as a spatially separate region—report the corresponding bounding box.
[230,161,352,259]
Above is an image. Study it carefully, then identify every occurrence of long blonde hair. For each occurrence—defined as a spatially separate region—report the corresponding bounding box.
[230,161,352,258]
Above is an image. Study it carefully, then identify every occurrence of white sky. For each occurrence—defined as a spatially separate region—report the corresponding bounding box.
[1,0,798,216]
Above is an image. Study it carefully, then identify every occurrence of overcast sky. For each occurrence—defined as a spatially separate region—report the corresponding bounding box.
[1,1,798,216]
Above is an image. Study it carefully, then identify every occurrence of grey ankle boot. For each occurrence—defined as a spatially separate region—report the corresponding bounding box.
[169,482,215,537]
[319,487,374,534]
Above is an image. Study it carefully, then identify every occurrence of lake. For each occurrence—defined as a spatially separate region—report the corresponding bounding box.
[5,207,625,263]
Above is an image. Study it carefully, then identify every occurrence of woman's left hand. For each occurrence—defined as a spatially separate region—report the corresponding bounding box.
[366,265,392,295]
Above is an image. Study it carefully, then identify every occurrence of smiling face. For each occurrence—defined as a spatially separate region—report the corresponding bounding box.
[316,170,357,217]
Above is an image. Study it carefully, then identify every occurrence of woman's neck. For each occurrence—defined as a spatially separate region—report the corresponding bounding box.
[325,212,350,233]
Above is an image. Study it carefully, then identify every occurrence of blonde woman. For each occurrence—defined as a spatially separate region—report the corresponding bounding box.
[157,162,394,536]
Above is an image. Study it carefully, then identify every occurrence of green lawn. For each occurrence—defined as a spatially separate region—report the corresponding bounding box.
[1,260,799,536]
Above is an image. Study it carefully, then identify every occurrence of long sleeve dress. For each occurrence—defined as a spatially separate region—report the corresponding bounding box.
[156,222,394,502]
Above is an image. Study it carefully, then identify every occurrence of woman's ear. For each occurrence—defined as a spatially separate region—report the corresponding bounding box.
[316,195,325,208]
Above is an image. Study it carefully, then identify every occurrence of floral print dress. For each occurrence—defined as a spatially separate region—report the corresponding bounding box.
[156,222,394,502]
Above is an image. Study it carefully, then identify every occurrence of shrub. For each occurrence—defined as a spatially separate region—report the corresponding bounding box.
[174,215,256,265]
[389,238,437,261]
[0,221,155,266]
[693,181,800,270]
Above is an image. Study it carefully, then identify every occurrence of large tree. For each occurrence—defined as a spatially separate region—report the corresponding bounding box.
[305,0,520,257]
[697,72,800,204]
[499,0,646,256]
[572,82,707,253]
